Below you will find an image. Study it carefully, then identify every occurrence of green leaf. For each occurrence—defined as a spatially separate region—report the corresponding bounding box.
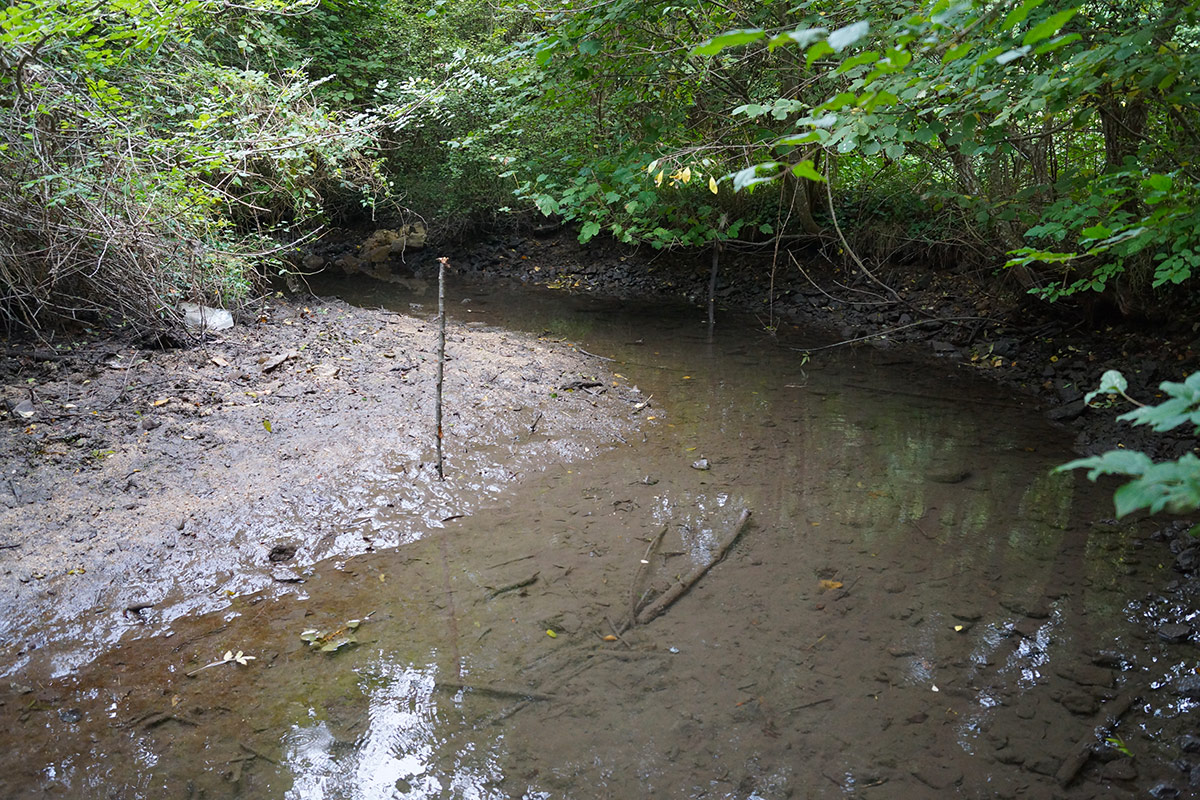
[691,29,765,57]
[828,21,869,53]
[791,160,824,182]
[1083,369,1127,405]
[579,221,601,242]
[1023,8,1079,46]
[1001,0,1046,31]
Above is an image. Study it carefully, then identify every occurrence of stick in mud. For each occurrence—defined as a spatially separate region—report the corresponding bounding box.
[435,256,448,480]
[635,508,751,625]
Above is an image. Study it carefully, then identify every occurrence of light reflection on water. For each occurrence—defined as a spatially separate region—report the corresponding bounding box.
[283,659,504,800]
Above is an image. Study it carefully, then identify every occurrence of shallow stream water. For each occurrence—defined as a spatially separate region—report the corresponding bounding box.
[3,276,1195,799]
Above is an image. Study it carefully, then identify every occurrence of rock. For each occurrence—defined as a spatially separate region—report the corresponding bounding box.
[911,761,962,789]
[1055,663,1114,688]
[272,568,304,583]
[1180,735,1200,754]
[691,458,711,471]
[1175,547,1199,573]
[1046,400,1086,421]
[301,254,324,271]
[930,340,959,356]
[181,303,234,332]
[927,469,971,484]
[1149,783,1180,799]
[1059,691,1099,715]
[4,398,35,419]
[269,544,297,563]
[1175,674,1200,700]
[1158,623,1193,644]
[1101,759,1137,781]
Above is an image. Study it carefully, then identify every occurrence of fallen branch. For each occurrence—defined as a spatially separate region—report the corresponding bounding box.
[628,524,669,626]
[1055,692,1137,787]
[635,508,751,625]
[487,572,539,600]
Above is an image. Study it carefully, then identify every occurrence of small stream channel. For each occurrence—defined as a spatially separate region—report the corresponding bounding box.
[3,275,1197,799]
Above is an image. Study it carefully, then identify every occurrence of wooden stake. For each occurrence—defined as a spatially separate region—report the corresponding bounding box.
[436,256,448,480]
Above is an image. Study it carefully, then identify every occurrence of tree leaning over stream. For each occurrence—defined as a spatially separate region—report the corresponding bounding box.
[450,0,1200,312]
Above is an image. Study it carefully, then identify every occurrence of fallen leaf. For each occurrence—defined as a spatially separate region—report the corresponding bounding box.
[262,419,273,433]
[546,629,557,638]
[818,579,843,591]
[210,356,230,367]
[953,625,964,632]
[153,398,169,407]
[261,349,299,373]
[602,635,618,642]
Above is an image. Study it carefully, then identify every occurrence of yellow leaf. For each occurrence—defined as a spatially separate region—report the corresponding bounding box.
[153,398,169,407]
[646,159,658,174]
[680,166,691,184]
[262,419,273,433]
[602,634,618,642]
[546,629,557,638]
[818,579,843,591]
[685,446,697,452]
[954,625,964,632]
[709,175,719,194]
[654,170,664,187]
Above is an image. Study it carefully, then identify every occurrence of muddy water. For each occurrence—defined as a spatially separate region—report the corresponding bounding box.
[2,278,1193,799]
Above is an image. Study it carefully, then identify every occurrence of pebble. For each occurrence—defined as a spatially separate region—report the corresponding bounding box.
[1175,548,1199,573]
[690,458,710,471]
[1158,623,1193,644]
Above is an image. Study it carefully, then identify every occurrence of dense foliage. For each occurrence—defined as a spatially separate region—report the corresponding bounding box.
[470,0,1200,304]
[1059,370,1200,519]
[2,0,1198,331]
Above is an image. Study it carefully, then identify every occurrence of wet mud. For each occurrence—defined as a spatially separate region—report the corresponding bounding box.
[2,275,1199,798]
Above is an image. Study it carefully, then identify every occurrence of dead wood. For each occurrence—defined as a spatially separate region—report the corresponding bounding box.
[635,508,751,626]
[1055,692,1137,787]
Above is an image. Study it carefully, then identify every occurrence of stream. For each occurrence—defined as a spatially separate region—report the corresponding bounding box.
[3,274,1197,799]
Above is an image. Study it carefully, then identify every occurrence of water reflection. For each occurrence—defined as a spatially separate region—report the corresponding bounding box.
[283,659,503,800]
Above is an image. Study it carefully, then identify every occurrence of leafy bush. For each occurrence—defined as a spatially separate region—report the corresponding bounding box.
[1058,370,1200,518]
[0,0,397,334]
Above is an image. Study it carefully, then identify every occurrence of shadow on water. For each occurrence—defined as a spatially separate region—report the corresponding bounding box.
[3,274,1195,798]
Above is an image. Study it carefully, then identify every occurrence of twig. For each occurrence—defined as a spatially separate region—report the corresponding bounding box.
[635,509,752,625]
[239,740,279,765]
[576,347,616,362]
[487,572,539,600]
[629,524,669,626]
[435,681,556,702]
[788,316,989,353]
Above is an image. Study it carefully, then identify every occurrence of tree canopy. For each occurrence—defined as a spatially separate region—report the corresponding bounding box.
[2,0,1198,331]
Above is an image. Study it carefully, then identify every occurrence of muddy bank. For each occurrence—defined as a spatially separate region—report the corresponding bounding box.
[306,229,1200,460]
[0,296,641,677]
